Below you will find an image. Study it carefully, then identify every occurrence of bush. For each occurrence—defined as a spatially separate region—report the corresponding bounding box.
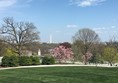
[19,56,32,66]
[1,55,40,67]
[1,55,19,67]
[41,56,55,65]
[30,56,40,65]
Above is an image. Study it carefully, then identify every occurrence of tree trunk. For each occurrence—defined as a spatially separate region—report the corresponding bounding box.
[109,62,112,66]
[83,55,87,65]
[18,46,22,56]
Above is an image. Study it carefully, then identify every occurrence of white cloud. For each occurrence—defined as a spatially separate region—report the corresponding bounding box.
[111,26,116,29]
[67,24,78,28]
[0,0,34,10]
[69,0,106,7]
[0,0,17,9]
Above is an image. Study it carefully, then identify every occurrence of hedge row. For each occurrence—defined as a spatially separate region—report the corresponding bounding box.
[1,55,55,67]
[1,56,19,67]
[41,56,55,65]
[1,56,40,67]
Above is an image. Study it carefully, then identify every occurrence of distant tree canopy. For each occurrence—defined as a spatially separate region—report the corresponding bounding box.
[40,43,58,55]
[59,42,71,48]
[23,42,40,55]
[106,37,118,51]
[102,47,118,66]
[0,39,16,56]
[0,39,7,56]
[0,17,40,56]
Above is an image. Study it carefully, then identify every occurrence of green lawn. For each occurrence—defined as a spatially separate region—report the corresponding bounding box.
[0,66,118,83]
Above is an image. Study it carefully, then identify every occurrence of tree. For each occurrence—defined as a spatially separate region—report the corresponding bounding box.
[82,51,93,64]
[88,42,105,64]
[102,47,118,66]
[0,17,40,56]
[51,43,73,63]
[73,28,100,64]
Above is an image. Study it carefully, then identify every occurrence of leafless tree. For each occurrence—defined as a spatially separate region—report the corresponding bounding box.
[106,37,118,49]
[73,28,100,64]
[0,17,40,56]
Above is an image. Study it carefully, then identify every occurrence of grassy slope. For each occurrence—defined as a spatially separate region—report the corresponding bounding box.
[0,67,118,83]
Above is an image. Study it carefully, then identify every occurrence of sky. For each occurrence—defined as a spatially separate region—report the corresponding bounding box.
[0,0,118,43]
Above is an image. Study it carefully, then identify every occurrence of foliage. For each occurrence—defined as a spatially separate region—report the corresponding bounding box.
[5,48,17,56]
[0,40,17,56]
[51,43,73,63]
[0,40,7,56]
[102,47,118,66]
[41,56,55,65]
[1,55,40,66]
[19,56,32,66]
[1,55,19,67]
[89,46,104,64]
[30,56,40,65]
[72,45,83,62]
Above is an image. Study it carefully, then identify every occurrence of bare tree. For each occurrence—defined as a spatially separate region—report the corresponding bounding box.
[73,28,100,64]
[0,17,40,56]
[106,37,118,50]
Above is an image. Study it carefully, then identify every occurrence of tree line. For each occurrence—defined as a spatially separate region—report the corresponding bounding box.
[0,17,118,66]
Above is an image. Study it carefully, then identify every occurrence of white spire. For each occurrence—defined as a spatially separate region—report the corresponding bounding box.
[49,34,52,43]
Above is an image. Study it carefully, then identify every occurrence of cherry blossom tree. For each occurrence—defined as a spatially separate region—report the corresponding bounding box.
[51,43,73,63]
[82,51,93,65]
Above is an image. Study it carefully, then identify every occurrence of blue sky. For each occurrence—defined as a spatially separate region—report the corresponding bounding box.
[0,0,118,43]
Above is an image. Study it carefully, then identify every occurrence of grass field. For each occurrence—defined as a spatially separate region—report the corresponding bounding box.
[0,66,118,83]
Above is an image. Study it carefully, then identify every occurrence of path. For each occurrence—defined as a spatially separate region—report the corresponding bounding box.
[0,64,117,70]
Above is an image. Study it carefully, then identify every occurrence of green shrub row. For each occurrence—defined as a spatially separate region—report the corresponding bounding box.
[1,56,40,67]
[41,56,55,65]
[1,56,19,67]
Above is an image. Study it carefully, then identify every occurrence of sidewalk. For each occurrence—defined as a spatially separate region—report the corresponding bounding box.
[0,64,117,70]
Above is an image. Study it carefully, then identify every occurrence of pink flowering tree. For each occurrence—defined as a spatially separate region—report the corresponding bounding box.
[51,43,74,63]
[82,51,93,65]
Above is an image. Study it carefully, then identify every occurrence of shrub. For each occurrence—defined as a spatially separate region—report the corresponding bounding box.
[1,55,19,67]
[41,56,55,65]
[30,56,40,65]
[19,56,32,66]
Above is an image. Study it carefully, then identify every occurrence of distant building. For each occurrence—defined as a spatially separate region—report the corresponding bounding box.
[22,50,32,56]
[22,49,41,56]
